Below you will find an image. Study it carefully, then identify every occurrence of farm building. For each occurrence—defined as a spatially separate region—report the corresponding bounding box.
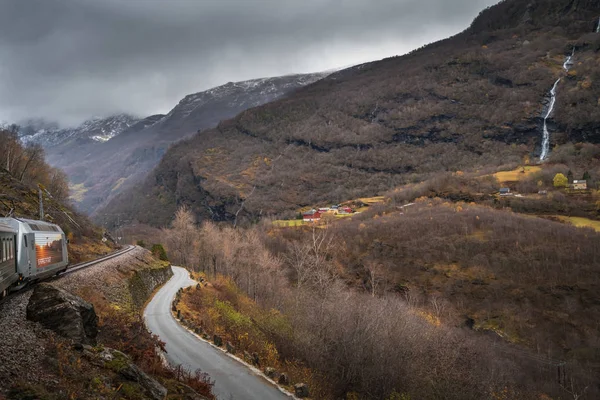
[499,188,511,196]
[303,210,322,222]
[572,180,587,190]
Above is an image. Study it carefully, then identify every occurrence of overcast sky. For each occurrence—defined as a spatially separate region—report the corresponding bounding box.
[0,0,499,126]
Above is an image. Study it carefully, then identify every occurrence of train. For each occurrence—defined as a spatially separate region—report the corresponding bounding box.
[0,217,69,297]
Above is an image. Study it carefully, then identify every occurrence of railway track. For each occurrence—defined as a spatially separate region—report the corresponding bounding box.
[0,245,136,303]
[63,244,136,275]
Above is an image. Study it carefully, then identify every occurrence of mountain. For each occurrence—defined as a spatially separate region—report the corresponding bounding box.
[37,72,329,215]
[101,0,600,228]
[18,114,140,147]
[145,73,332,142]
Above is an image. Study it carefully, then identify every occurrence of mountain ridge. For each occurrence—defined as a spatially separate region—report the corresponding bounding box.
[36,72,330,215]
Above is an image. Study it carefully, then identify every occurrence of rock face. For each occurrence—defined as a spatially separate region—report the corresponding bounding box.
[26,283,98,344]
[129,266,174,310]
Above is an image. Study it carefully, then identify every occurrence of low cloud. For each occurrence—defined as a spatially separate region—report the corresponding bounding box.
[0,0,498,126]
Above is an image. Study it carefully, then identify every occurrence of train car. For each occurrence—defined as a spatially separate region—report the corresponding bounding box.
[0,217,69,283]
[0,223,18,297]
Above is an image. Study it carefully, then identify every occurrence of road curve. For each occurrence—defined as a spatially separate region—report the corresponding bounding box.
[144,266,292,400]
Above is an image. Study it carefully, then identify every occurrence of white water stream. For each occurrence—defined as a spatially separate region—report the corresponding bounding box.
[539,48,574,161]
[597,17,600,33]
[540,79,561,160]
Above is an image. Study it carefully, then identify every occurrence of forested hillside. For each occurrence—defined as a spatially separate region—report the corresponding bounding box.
[0,129,113,262]
[158,202,600,399]
[102,0,600,228]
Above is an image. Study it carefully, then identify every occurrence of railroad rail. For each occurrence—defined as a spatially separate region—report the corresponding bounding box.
[0,245,136,304]
[63,244,136,275]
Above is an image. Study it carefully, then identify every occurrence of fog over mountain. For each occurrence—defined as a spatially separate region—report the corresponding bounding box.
[0,0,498,126]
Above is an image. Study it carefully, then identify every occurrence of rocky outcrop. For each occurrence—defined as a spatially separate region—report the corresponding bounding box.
[26,283,98,345]
[82,346,167,400]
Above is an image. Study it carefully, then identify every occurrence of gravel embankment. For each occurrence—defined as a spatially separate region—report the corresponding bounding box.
[0,246,154,392]
[54,246,153,305]
[0,291,52,387]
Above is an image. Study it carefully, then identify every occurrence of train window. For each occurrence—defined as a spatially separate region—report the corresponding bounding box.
[2,239,5,262]
[23,234,28,248]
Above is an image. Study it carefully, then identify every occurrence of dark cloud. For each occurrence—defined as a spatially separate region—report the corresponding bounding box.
[0,0,499,126]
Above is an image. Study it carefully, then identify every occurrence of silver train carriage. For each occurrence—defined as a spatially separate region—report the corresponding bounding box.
[0,222,18,297]
[0,217,69,286]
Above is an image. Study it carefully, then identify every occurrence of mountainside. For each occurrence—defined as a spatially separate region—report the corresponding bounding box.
[0,129,114,263]
[18,114,140,147]
[40,72,329,215]
[102,0,600,228]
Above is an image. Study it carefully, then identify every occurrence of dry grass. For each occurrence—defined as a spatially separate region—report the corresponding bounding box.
[553,216,600,232]
[272,220,308,227]
[356,196,386,205]
[492,166,542,183]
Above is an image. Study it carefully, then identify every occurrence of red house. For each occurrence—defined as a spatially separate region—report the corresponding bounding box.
[303,210,322,222]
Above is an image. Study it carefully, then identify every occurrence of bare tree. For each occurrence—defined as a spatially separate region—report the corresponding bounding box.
[164,205,199,268]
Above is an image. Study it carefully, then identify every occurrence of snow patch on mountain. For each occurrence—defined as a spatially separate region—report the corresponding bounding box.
[161,72,330,124]
[16,114,140,147]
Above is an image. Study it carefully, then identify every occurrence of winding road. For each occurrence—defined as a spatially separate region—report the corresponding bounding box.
[144,266,292,400]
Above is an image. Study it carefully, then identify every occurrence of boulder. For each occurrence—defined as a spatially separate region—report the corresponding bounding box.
[294,383,310,398]
[278,373,289,385]
[226,341,236,354]
[213,334,223,347]
[251,352,260,367]
[264,367,277,379]
[26,283,98,345]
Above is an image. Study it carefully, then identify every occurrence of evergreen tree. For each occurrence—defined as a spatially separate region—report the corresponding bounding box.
[582,171,591,181]
[567,170,574,183]
[151,243,168,261]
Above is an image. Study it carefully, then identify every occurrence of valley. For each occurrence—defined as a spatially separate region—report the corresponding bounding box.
[1,0,600,399]
[9,72,329,216]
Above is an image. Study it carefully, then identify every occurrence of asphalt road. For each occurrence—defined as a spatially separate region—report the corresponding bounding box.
[144,266,292,400]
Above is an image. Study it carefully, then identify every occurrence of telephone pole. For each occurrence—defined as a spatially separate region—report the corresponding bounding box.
[38,186,44,220]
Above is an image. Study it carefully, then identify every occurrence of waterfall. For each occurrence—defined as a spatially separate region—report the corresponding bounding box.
[597,17,600,33]
[540,79,561,161]
[539,49,575,161]
[562,47,574,71]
